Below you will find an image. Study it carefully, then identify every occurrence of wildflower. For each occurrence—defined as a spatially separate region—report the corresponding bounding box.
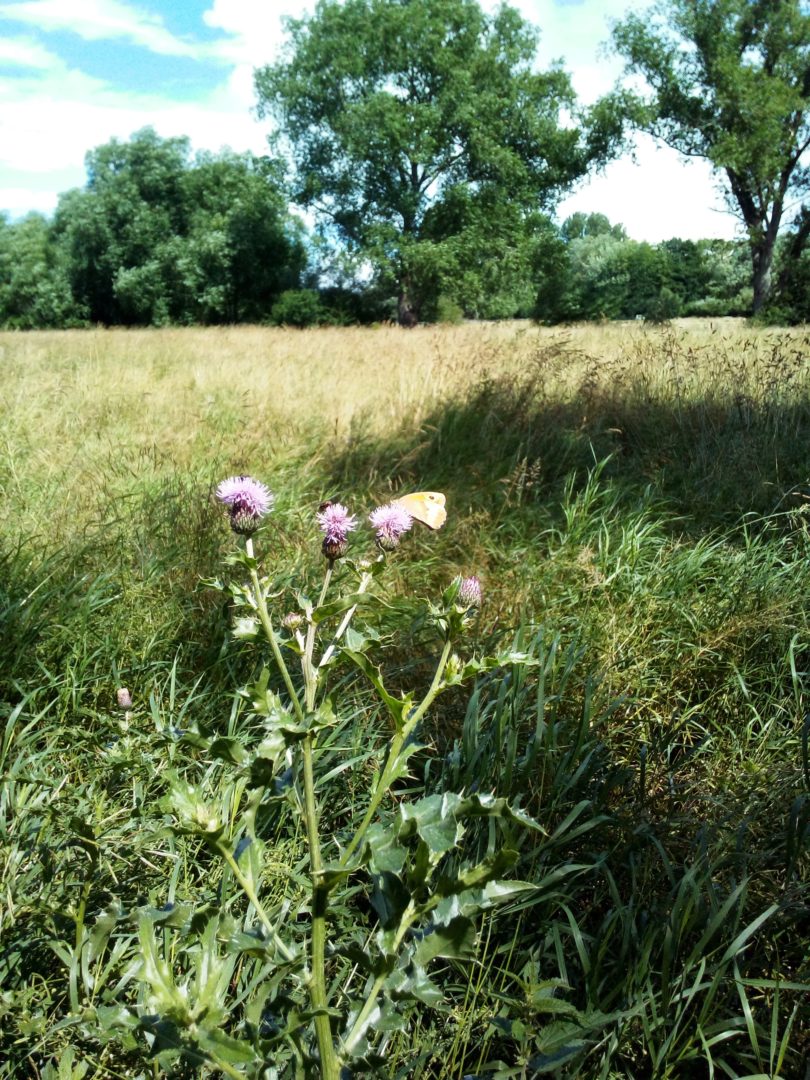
[369,502,413,551]
[317,501,358,560]
[458,576,482,610]
[282,611,304,632]
[216,475,274,535]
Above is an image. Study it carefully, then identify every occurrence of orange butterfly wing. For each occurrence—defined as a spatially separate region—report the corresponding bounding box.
[393,491,447,530]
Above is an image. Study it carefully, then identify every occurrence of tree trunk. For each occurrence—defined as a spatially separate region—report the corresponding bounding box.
[726,167,783,317]
[397,278,419,327]
[751,241,774,315]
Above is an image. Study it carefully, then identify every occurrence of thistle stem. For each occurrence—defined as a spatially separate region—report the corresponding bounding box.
[304,563,332,710]
[245,537,306,725]
[319,567,376,668]
[217,843,295,964]
[208,1056,244,1080]
[302,734,339,1079]
[340,637,453,868]
[298,560,339,1078]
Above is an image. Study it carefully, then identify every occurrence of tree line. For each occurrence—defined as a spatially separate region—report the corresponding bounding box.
[1,0,808,329]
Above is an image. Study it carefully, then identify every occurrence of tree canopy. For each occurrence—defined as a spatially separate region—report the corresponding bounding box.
[532,213,749,323]
[612,0,810,313]
[50,128,306,326]
[256,0,622,324]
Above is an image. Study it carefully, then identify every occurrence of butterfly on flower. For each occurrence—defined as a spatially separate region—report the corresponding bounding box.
[392,491,447,530]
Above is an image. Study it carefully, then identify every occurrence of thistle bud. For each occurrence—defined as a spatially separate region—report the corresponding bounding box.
[322,537,348,560]
[458,576,482,610]
[444,653,462,681]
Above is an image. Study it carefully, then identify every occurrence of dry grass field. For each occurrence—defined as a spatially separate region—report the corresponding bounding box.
[1,318,796,437]
[3,317,807,533]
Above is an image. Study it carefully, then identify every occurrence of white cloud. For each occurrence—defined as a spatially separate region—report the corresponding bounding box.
[0,78,270,180]
[0,34,60,68]
[0,0,201,58]
[558,135,740,242]
[0,186,59,217]
[198,1,308,121]
[0,7,271,193]
[203,0,299,63]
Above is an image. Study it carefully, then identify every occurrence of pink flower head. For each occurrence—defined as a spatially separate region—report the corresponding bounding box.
[369,502,413,551]
[317,502,358,544]
[317,501,358,560]
[216,475,274,534]
[458,576,482,609]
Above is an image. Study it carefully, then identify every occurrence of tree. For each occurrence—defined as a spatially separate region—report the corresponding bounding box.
[560,212,628,241]
[53,129,306,325]
[184,151,307,322]
[256,0,622,325]
[0,213,77,328]
[612,0,810,314]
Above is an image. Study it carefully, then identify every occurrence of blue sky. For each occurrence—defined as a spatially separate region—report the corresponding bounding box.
[0,0,740,242]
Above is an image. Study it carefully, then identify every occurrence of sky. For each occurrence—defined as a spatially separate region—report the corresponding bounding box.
[0,0,741,243]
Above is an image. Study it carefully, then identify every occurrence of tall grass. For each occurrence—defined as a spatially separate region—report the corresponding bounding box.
[1,320,808,1076]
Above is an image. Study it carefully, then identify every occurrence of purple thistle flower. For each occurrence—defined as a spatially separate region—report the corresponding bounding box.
[369,502,413,551]
[216,475,274,535]
[458,576,482,609]
[317,502,358,560]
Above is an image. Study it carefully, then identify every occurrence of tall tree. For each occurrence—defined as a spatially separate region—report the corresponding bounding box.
[256,0,621,325]
[0,213,77,328]
[613,0,810,314]
[52,129,305,325]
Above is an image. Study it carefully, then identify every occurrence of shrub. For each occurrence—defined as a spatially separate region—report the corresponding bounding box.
[269,288,329,327]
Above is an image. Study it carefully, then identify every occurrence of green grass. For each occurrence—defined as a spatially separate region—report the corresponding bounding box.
[0,321,808,1077]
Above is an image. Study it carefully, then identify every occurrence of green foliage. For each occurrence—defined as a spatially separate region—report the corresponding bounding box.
[431,296,465,325]
[256,0,621,324]
[270,288,331,327]
[612,0,810,313]
[536,233,669,322]
[767,212,810,322]
[560,211,628,242]
[644,284,682,323]
[0,213,78,328]
[535,218,752,323]
[47,129,306,326]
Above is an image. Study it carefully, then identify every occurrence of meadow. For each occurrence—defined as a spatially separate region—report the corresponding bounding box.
[1,319,809,1078]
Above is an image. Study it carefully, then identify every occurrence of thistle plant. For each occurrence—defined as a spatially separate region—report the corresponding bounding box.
[114,476,539,1077]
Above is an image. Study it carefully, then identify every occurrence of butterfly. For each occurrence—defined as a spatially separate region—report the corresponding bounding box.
[393,491,447,530]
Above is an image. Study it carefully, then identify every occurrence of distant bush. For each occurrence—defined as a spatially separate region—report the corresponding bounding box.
[683,297,735,318]
[432,295,465,324]
[269,288,329,327]
[643,286,682,323]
